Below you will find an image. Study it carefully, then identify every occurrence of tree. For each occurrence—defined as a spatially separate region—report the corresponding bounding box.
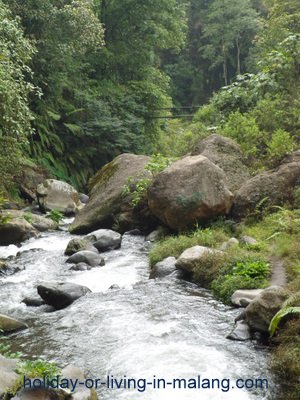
[202,0,259,85]
[0,0,36,192]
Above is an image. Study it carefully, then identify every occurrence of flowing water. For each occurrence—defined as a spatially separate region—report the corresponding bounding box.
[0,221,275,400]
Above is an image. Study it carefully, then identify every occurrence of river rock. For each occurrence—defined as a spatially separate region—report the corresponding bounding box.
[62,365,98,400]
[148,155,233,230]
[70,154,154,234]
[231,150,300,218]
[29,213,58,232]
[150,257,177,279]
[219,237,239,251]
[87,229,122,252]
[240,236,258,246]
[191,134,251,191]
[37,179,82,215]
[66,251,105,267]
[0,212,38,246]
[231,289,264,307]
[146,226,169,242]
[227,321,251,341]
[175,246,223,273]
[245,286,289,333]
[0,314,28,333]
[0,355,19,398]
[22,297,46,307]
[70,262,92,271]
[64,238,98,256]
[79,193,89,204]
[37,282,92,310]
[12,388,71,400]
[109,284,121,290]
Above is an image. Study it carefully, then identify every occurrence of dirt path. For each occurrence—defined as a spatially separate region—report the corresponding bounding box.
[269,256,287,287]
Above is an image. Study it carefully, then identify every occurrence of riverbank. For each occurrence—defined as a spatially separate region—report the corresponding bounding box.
[149,209,300,399]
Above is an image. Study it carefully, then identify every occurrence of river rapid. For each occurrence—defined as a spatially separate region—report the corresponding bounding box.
[0,221,275,400]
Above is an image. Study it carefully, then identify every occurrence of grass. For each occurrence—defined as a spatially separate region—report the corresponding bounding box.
[149,226,230,266]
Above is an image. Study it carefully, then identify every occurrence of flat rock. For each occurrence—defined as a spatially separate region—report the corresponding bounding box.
[66,251,105,267]
[231,289,264,307]
[37,282,92,310]
[0,314,28,333]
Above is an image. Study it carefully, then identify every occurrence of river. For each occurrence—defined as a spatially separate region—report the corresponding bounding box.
[0,221,275,400]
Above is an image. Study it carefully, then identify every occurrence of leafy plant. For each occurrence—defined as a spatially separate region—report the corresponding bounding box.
[269,307,300,337]
[23,213,33,224]
[46,209,64,223]
[123,154,174,207]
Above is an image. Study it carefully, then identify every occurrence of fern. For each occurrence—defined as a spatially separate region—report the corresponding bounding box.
[269,307,300,337]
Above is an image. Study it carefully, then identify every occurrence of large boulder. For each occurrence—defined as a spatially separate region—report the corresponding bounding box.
[192,134,251,191]
[148,155,233,230]
[232,151,300,218]
[245,286,289,333]
[18,165,50,203]
[0,211,38,246]
[0,355,19,398]
[37,282,91,310]
[64,238,98,256]
[87,229,122,252]
[66,250,105,267]
[175,246,223,274]
[37,179,82,215]
[0,314,28,333]
[70,154,157,234]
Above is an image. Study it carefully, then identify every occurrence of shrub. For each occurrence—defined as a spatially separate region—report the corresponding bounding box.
[192,252,226,287]
[267,129,295,164]
[211,256,270,304]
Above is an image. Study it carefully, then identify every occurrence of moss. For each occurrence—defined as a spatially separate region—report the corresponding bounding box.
[88,159,118,191]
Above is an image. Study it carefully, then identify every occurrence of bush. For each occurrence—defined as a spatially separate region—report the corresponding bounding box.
[211,256,270,304]
[46,209,64,223]
[192,252,226,287]
[267,129,295,164]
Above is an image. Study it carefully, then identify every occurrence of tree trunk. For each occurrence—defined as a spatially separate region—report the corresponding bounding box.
[236,38,241,76]
[222,44,228,86]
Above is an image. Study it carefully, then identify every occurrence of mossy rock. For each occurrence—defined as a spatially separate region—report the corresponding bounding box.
[70,154,152,234]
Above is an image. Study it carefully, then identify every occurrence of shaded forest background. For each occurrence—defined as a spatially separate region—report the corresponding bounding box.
[0,0,299,193]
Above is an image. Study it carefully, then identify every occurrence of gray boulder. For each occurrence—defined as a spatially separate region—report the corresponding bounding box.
[0,211,38,245]
[70,154,154,234]
[150,257,177,279]
[231,289,264,307]
[192,134,251,191]
[66,251,105,267]
[240,235,258,246]
[87,229,122,252]
[146,226,169,242]
[175,246,223,274]
[227,321,251,341]
[37,282,92,310]
[79,193,89,204]
[64,238,98,256]
[245,286,289,333]
[232,151,300,218]
[0,355,19,398]
[37,179,82,215]
[148,155,233,230]
[0,314,28,333]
